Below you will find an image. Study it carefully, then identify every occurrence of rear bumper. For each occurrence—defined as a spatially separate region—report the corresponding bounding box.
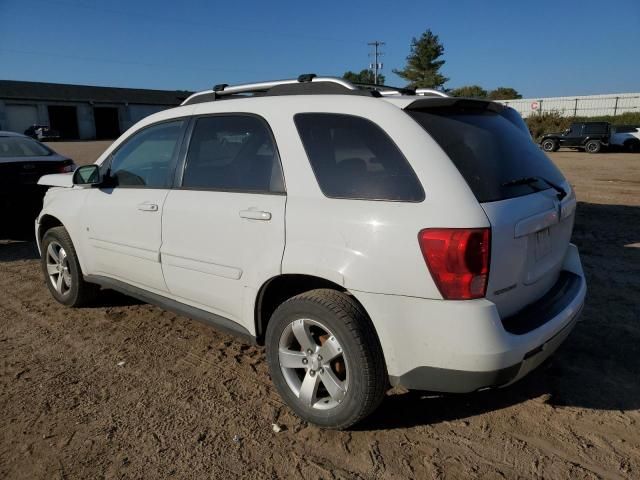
[352,244,586,393]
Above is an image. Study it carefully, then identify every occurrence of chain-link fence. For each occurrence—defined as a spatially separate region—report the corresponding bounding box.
[499,93,640,119]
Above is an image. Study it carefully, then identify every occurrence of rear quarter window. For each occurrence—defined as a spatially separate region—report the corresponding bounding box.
[407,106,566,203]
[294,113,424,202]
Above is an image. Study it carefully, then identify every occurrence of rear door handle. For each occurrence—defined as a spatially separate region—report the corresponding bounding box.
[137,202,159,212]
[239,209,272,221]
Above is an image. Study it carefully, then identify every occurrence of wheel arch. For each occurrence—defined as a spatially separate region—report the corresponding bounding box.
[254,274,381,349]
[37,214,65,245]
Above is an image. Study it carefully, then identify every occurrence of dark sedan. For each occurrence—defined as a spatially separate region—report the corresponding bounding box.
[0,131,75,222]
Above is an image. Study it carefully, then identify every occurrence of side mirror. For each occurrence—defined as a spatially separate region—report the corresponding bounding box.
[564,128,571,135]
[73,164,102,186]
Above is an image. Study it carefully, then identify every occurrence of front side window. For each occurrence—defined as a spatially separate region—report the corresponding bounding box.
[294,113,424,201]
[181,115,284,193]
[109,120,183,188]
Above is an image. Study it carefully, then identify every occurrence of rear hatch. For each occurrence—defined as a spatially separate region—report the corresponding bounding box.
[407,99,576,317]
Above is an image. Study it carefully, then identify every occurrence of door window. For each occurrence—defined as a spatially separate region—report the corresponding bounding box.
[294,113,424,201]
[109,120,184,188]
[181,115,285,193]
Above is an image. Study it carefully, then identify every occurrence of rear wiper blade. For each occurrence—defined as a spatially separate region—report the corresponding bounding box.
[502,176,567,200]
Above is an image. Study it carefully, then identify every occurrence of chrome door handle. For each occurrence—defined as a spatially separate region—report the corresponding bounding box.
[239,209,272,221]
[137,202,159,212]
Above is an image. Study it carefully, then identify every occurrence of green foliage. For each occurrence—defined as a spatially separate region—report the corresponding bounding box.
[525,111,640,140]
[525,112,572,140]
[343,69,385,85]
[449,85,488,98]
[393,29,448,89]
[488,87,522,100]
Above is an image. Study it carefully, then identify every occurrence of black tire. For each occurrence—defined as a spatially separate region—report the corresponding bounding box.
[585,140,601,154]
[541,139,557,152]
[41,226,99,307]
[265,289,386,429]
[624,139,640,153]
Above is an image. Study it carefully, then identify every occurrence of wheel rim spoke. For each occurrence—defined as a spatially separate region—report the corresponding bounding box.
[46,264,58,275]
[317,337,342,363]
[62,270,72,288]
[55,272,64,293]
[291,319,316,352]
[47,243,59,263]
[299,371,321,407]
[320,368,346,403]
[278,348,307,368]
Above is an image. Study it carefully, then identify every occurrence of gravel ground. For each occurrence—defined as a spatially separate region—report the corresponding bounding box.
[1,145,639,479]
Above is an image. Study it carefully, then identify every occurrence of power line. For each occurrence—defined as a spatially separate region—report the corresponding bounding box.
[367,41,385,85]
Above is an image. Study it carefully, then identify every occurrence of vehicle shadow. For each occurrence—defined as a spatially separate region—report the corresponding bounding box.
[359,201,640,431]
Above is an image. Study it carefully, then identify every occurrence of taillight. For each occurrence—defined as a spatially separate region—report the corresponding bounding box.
[418,228,490,300]
[58,161,76,173]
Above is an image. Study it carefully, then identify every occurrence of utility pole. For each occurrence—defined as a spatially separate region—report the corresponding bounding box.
[368,41,385,85]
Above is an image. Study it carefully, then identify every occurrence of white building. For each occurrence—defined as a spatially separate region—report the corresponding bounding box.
[498,92,640,118]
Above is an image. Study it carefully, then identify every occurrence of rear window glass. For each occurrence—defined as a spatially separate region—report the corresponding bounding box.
[0,136,51,157]
[294,113,424,201]
[584,124,608,134]
[408,107,565,202]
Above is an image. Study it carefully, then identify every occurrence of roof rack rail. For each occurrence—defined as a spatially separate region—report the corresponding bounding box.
[415,88,449,98]
[181,74,360,105]
[180,74,450,106]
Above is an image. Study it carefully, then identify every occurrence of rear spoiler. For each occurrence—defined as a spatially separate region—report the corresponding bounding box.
[404,97,530,135]
[38,173,74,188]
[404,97,506,112]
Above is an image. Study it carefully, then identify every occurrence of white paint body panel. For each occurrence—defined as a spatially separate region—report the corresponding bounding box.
[160,190,286,329]
[38,173,74,188]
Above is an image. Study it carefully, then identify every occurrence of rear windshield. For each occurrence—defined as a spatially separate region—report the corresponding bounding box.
[408,107,565,202]
[0,136,52,158]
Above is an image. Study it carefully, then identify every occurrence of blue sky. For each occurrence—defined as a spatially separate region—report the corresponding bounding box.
[1,0,638,97]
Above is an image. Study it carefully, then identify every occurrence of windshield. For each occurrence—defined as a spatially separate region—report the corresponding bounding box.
[408,107,566,202]
[0,136,52,158]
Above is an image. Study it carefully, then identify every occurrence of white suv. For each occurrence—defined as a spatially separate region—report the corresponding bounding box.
[36,75,586,429]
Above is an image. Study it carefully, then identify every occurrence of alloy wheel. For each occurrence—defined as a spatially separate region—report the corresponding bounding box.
[278,318,349,410]
[46,241,72,295]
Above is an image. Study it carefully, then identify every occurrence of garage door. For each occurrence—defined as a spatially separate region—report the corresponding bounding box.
[6,105,39,134]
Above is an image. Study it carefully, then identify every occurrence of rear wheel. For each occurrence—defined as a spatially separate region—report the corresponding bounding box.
[585,140,601,153]
[265,289,386,429]
[541,139,557,152]
[41,226,99,307]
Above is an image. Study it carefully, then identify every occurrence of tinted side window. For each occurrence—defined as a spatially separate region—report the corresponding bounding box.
[182,115,284,193]
[294,113,424,201]
[568,124,582,136]
[110,120,183,187]
[583,124,608,134]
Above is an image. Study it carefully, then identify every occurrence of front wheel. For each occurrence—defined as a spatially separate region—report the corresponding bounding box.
[41,226,99,307]
[585,140,601,153]
[541,139,558,152]
[265,289,386,429]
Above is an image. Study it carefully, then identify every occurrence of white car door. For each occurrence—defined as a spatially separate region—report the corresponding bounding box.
[83,120,186,293]
[160,115,286,328]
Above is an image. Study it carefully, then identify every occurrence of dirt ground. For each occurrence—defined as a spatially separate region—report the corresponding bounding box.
[1,145,639,479]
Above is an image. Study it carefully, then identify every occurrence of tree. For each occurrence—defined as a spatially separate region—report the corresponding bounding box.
[488,87,522,100]
[343,69,385,85]
[393,29,448,89]
[449,85,488,98]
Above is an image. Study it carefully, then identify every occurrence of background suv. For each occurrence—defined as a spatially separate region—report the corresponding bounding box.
[35,76,586,429]
[540,121,610,153]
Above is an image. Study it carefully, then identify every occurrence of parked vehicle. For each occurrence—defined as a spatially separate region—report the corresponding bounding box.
[610,125,640,152]
[24,124,61,141]
[36,75,586,429]
[540,122,610,153]
[0,131,75,221]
